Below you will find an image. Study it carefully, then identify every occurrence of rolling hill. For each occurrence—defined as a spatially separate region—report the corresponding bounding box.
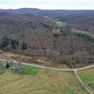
[60,13,94,34]
[0,8,94,19]
[1,8,94,33]
[0,9,94,68]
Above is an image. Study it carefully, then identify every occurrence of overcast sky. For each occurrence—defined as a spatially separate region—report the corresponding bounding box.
[0,0,94,10]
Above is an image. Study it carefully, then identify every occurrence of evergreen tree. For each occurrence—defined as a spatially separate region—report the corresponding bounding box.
[5,62,10,68]
[21,42,27,50]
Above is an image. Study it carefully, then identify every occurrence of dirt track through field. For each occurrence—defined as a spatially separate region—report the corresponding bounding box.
[0,57,94,94]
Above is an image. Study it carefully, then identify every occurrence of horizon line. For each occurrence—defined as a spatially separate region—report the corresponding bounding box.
[0,7,94,10]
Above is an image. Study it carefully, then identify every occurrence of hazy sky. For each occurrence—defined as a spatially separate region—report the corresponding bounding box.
[0,0,94,10]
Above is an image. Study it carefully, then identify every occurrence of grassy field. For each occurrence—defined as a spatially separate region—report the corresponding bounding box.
[0,64,87,94]
[79,68,94,93]
[21,65,38,75]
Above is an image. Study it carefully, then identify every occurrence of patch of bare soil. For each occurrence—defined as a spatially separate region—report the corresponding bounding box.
[0,51,68,68]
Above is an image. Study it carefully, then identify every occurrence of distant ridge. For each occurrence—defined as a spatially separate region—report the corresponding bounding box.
[0,8,94,19]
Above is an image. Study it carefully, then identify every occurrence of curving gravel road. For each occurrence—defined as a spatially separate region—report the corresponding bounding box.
[0,57,94,94]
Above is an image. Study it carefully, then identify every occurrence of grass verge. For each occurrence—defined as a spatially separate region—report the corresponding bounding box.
[79,68,94,92]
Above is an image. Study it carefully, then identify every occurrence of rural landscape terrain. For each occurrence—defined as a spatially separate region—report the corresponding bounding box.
[0,8,94,94]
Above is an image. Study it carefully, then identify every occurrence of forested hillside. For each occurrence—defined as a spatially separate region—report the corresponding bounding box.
[1,8,94,33]
[60,14,94,34]
[0,14,94,68]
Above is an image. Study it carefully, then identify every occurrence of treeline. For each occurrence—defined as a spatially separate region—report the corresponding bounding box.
[60,23,94,43]
[0,31,94,68]
[73,30,94,43]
